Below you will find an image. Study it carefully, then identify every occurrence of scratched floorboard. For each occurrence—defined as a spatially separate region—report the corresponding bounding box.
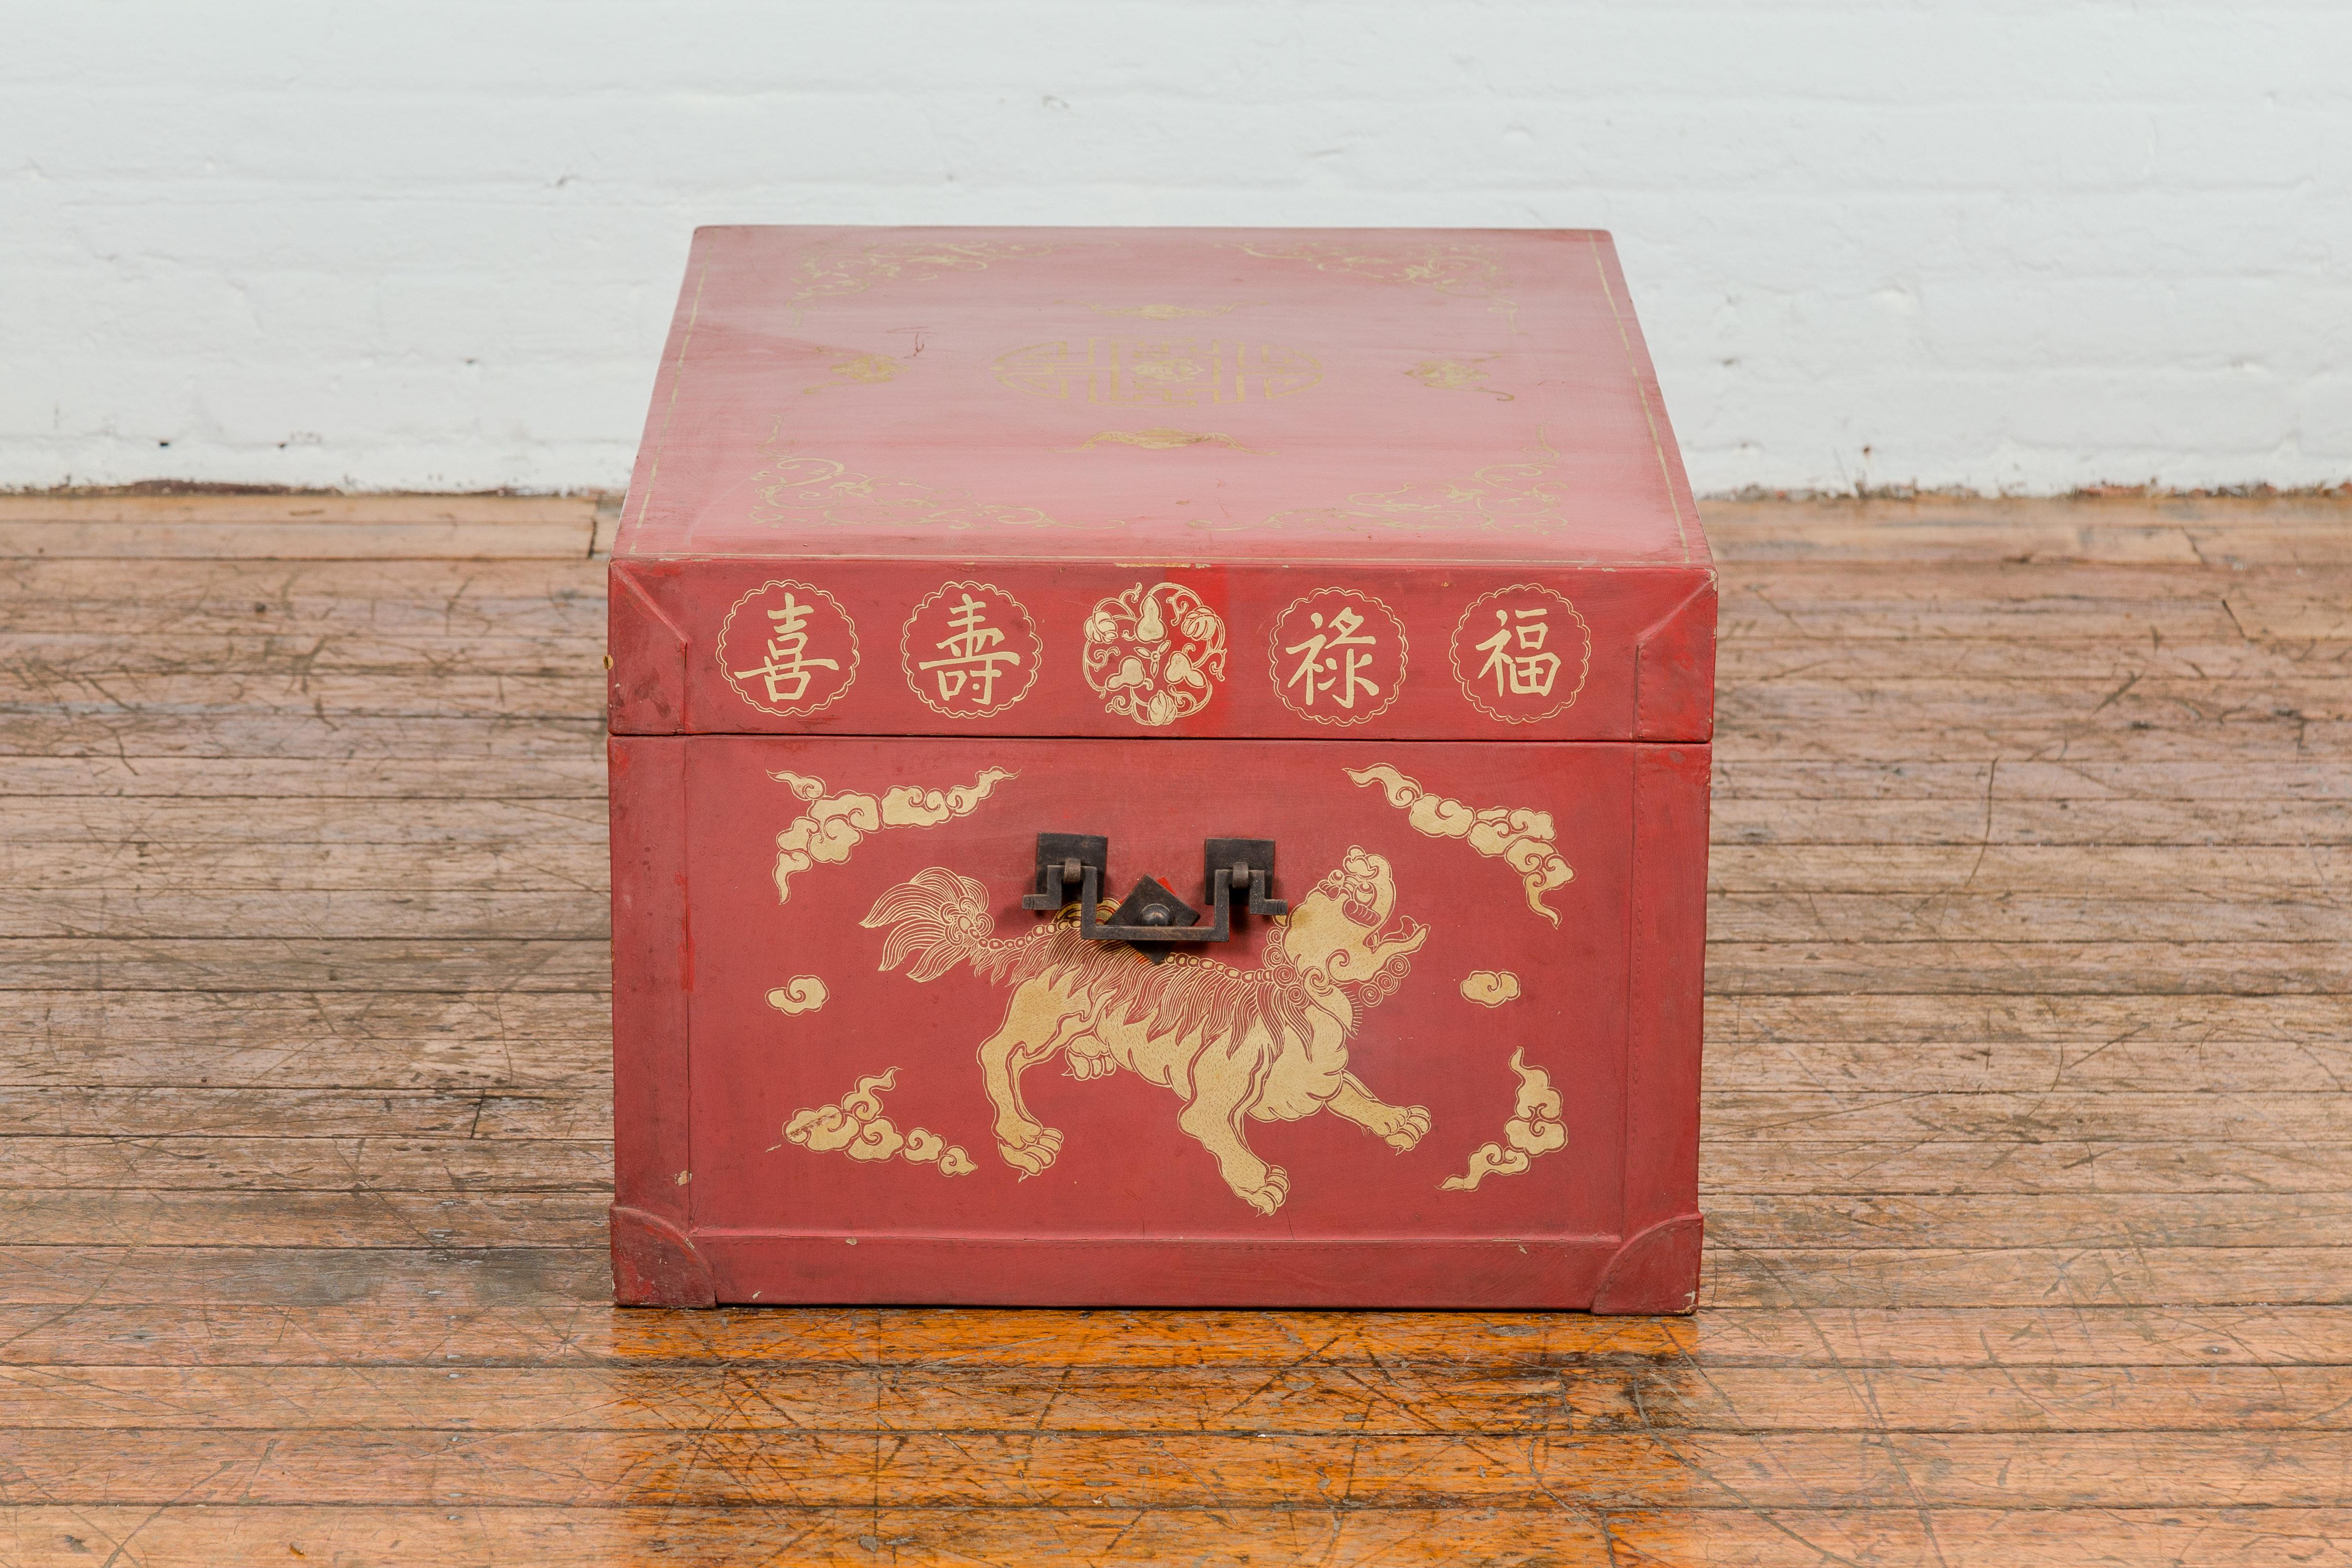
[1,493,2349,1566]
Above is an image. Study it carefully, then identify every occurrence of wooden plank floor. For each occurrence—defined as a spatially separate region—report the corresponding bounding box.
[2,491,2349,1565]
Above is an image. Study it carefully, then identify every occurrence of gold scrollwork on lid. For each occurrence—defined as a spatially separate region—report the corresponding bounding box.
[751,450,1062,531]
[1068,428,1265,453]
[1077,303,1270,322]
[1406,357,1513,401]
[994,338,1320,403]
[1236,239,1520,328]
[802,350,900,394]
[1268,435,1572,535]
[747,421,1104,533]
[1087,303,1257,320]
[787,239,1057,308]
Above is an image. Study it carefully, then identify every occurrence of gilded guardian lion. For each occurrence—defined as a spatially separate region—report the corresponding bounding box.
[861,847,1431,1214]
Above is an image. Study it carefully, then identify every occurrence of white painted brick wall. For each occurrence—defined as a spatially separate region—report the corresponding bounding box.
[4,0,2347,495]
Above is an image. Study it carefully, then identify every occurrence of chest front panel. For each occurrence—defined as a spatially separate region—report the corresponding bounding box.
[681,737,1632,1251]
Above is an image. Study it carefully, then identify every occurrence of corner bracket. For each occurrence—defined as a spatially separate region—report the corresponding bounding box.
[1590,1212,1703,1315]
[611,1203,717,1307]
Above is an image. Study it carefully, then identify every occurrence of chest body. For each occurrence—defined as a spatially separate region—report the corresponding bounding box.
[609,226,1713,1311]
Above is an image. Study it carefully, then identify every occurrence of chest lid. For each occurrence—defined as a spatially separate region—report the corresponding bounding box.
[611,226,1713,741]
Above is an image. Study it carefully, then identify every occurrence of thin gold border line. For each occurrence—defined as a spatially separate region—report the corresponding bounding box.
[1589,236,1691,565]
[632,258,711,538]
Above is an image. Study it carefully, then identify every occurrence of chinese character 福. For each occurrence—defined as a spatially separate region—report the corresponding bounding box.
[1474,606,1560,698]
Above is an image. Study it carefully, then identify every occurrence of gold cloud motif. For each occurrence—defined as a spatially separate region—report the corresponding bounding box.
[784,1068,978,1178]
[769,768,1016,903]
[1440,1048,1566,1192]
[767,977,828,1015]
[1346,763,1573,927]
[1460,970,1521,1008]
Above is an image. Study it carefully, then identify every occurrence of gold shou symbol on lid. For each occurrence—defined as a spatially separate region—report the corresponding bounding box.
[993,338,1320,403]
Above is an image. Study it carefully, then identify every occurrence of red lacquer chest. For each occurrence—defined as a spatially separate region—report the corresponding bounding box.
[608,227,1713,1311]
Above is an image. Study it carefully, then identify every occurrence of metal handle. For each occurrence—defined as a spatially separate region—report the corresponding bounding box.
[1024,834,1285,956]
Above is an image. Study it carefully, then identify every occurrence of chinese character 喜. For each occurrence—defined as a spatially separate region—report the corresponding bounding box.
[917,593,1024,706]
[1284,606,1382,710]
[733,592,842,706]
[1474,606,1560,698]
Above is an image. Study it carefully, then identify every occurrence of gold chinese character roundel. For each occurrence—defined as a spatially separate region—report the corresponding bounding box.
[1268,589,1408,727]
[1449,584,1591,724]
[899,581,1043,718]
[716,579,860,718]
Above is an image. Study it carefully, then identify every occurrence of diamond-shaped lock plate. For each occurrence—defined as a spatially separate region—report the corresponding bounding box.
[1106,876,1200,933]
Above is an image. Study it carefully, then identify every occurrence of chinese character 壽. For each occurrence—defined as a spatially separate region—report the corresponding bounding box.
[733,592,842,706]
[1284,606,1381,711]
[917,593,1024,706]
[1474,606,1560,698]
